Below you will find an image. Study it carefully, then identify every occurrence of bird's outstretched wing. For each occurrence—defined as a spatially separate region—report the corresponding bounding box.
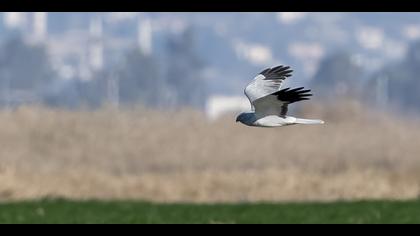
[254,87,313,118]
[244,65,293,105]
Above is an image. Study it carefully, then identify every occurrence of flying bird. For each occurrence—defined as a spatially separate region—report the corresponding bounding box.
[236,65,324,127]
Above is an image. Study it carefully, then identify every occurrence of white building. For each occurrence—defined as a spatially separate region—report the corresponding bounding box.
[33,12,48,43]
[137,17,153,55]
[3,12,27,31]
[205,95,250,120]
[88,16,104,72]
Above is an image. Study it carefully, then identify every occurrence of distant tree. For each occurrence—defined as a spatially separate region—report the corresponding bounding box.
[311,51,365,99]
[43,50,163,109]
[42,70,111,109]
[117,48,162,107]
[407,40,420,69]
[368,40,420,112]
[164,27,208,109]
[402,41,420,110]
[0,36,56,106]
[0,37,54,91]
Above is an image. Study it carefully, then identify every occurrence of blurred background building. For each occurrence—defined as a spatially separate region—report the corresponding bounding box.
[1,12,420,116]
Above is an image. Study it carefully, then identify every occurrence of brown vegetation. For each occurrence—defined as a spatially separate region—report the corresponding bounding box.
[0,101,419,202]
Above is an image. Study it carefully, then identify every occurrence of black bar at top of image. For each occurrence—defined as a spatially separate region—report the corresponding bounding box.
[1,0,420,12]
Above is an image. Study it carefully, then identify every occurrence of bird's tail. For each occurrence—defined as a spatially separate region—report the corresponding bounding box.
[294,118,325,125]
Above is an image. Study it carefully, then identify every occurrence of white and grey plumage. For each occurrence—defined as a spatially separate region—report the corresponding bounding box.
[236,65,325,127]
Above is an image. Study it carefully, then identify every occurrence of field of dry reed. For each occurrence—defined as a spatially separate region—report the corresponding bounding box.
[0,99,419,202]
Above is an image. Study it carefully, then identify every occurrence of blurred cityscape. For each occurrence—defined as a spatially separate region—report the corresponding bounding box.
[1,12,420,118]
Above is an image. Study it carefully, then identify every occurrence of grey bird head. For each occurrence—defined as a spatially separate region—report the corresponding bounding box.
[236,112,256,126]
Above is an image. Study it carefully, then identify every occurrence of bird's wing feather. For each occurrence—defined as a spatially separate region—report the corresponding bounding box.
[244,65,293,106]
[254,87,312,118]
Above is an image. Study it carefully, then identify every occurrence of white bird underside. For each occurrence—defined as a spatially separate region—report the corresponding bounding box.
[254,116,324,127]
[238,65,324,127]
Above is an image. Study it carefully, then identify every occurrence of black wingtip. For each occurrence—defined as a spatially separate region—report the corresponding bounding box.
[259,68,270,75]
[289,87,305,92]
[272,86,313,104]
[260,65,293,79]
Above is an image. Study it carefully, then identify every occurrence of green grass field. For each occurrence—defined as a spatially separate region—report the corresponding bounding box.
[0,199,419,224]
